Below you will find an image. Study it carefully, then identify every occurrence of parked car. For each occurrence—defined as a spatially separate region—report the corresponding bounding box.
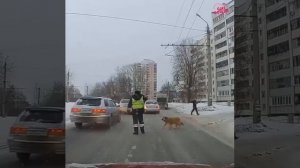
[7,107,65,163]
[144,100,160,114]
[119,99,130,114]
[70,96,121,128]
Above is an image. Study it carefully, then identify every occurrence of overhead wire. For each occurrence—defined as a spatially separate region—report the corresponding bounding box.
[177,0,197,41]
[66,12,206,31]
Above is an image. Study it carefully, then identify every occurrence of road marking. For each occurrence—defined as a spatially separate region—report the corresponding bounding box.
[131,145,136,150]
[127,154,133,158]
[124,158,129,162]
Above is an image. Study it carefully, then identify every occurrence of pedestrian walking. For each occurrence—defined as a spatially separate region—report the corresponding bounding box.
[191,100,199,115]
[128,90,147,135]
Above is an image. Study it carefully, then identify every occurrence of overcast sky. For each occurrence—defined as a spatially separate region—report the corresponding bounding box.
[0,0,64,104]
[66,0,229,94]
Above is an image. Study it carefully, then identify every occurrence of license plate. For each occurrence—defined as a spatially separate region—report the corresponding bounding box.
[27,128,47,136]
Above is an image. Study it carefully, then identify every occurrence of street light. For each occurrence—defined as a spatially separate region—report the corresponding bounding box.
[196,13,212,106]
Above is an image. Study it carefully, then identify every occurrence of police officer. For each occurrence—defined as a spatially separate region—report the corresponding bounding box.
[128,90,147,135]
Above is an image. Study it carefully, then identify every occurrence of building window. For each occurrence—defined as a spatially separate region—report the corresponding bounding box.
[215,31,226,41]
[266,0,284,8]
[266,7,286,23]
[292,37,300,48]
[269,76,291,89]
[215,41,227,49]
[230,68,234,74]
[214,22,225,32]
[267,41,289,56]
[261,78,265,85]
[217,80,229,87]
[293,55,300,67]
[295,75,300,85]
[229,47,234,54]
[267,23,288,40]
[216,60,228,68]
[226,16,234,24]
[216,50,228,59]
[272,96,291,105]
[291,17,300,30]
[213,14,225,24]
[269,58,290,72]
[295,94,300,104]
[216,70,229,77]
[262,91,265,98]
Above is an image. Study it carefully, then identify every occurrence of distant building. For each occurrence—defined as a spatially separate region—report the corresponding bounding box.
[211,0,235,102]
[141,59,157,99]
[132,59,157,99]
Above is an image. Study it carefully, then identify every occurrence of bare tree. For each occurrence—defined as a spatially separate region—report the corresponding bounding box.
[172,40,206,103]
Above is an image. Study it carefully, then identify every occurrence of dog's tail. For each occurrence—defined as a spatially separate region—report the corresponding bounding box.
[181,122,184,125]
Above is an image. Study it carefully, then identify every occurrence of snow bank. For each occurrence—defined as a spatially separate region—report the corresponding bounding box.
[169,102,233,116]
[235,116,300,137]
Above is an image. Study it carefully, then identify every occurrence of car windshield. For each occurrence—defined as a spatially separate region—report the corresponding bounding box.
[120,99,130,103]
[19,109,64,123]
[146,101,157,104]
[76,98,101,106]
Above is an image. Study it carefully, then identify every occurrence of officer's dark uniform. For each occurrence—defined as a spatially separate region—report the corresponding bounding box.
[128,91,147,135]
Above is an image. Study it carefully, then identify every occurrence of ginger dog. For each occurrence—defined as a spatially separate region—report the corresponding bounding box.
[162,116,184,128]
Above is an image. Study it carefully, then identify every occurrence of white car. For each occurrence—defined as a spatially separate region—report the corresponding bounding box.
[70,96,121,128]
[144,100,160,114]
[119,99,130,114]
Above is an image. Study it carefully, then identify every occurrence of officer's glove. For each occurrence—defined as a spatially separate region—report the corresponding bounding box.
[127,108,132,113]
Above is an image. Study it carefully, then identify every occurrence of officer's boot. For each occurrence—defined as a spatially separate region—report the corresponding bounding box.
[133,127,138,135]
[140,126,145,134]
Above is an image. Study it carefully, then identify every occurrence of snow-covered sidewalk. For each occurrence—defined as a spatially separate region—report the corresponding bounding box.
[169,102,234,148]
[235,116,300,168]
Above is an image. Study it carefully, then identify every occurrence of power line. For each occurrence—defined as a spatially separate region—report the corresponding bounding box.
[66,12,205,32]
[177,0,197,41]
[185,0,205,39]
[174,0,187,26]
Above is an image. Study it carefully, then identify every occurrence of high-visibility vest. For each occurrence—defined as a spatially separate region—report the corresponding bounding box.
[132,96,144,109]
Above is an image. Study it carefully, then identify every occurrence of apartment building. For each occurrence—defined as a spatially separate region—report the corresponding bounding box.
[195,37,209,101]
[257,0,300,114]
[234,0,256,116]
[211,0,235,102]
[141,59,157,99]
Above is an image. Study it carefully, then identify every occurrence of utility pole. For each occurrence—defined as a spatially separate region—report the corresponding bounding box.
[37,87,41,105]
[196,13,212,106]
[86,85,89,96]
[252,0,261,123]
[2,58,7,117]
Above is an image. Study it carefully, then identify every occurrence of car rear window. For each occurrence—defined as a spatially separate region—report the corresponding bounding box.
[146,101,157,104]
[19,109,64,123]
[76,98,101,106]
[120,99,130,103]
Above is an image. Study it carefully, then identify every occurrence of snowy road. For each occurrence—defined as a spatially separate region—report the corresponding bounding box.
[66,106,234,166]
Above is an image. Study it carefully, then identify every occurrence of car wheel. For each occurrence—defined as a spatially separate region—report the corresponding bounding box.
[17,153,30,163]
[75,122,83,128]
